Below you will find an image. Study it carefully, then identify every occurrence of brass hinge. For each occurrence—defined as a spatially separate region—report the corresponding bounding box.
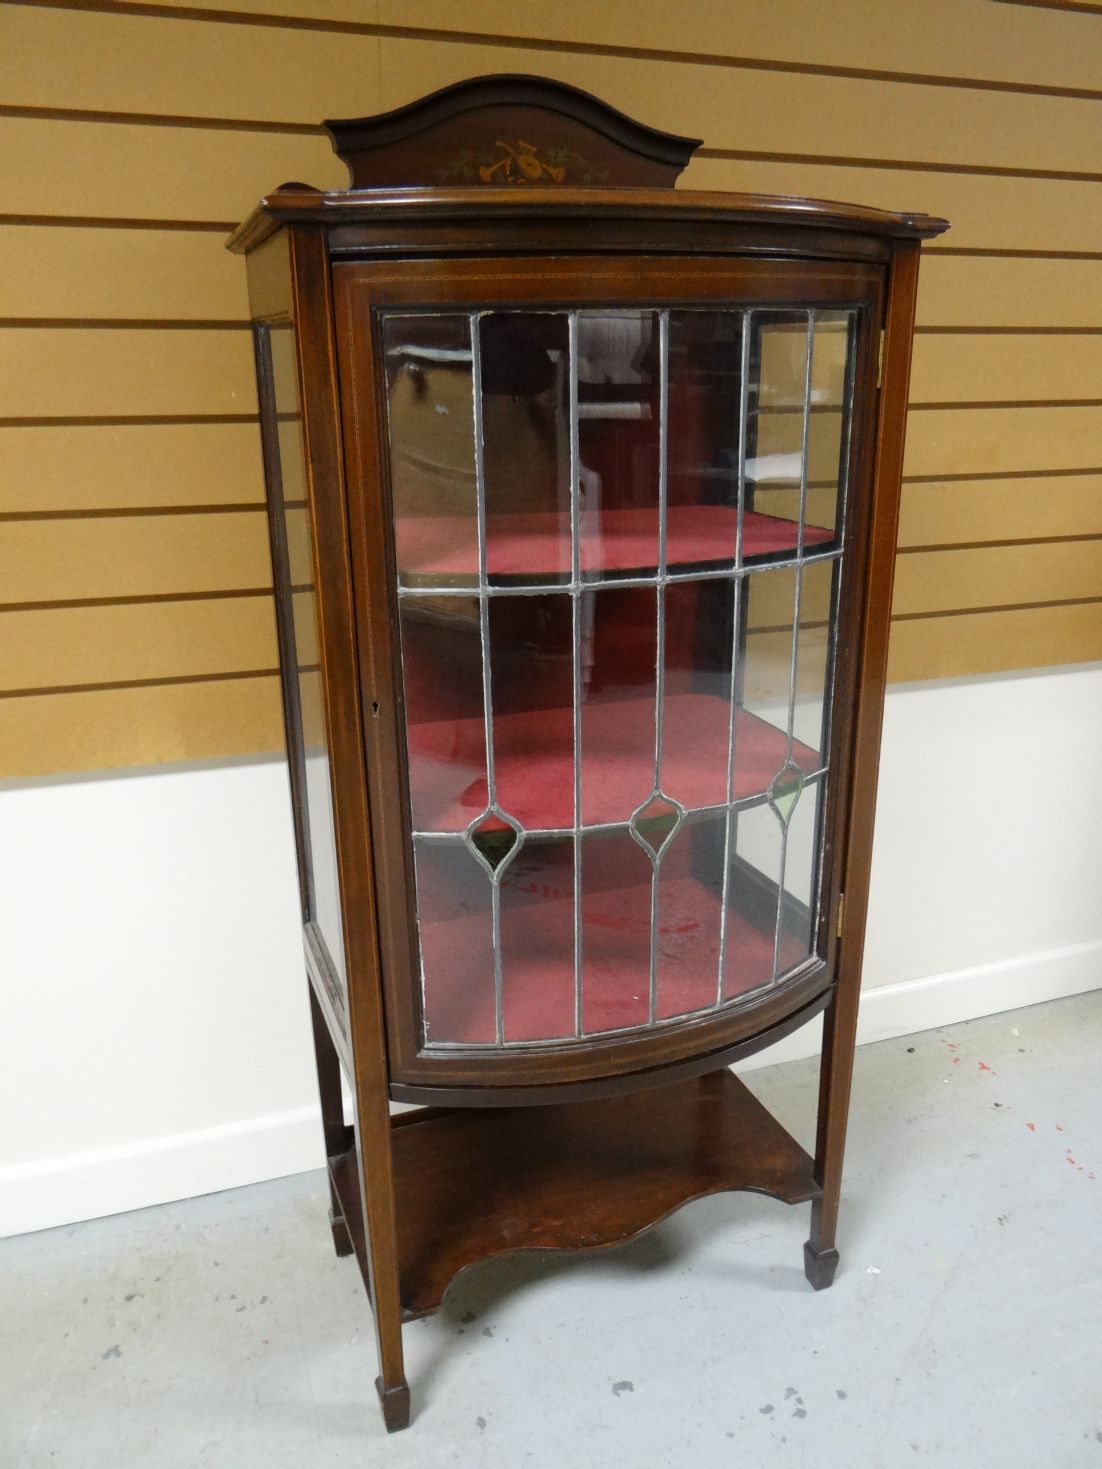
[876,330,885,389]
[836,893,845,940]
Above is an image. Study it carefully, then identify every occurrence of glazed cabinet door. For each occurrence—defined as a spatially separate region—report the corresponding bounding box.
[334,256,883,1090]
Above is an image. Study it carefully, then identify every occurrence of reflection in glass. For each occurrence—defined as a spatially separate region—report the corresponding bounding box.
[792,557,839,762]
[415,839,495,1045]
[578,585,658,826]
[746,311,855,552]
[580,831,654,1036]
[261,320,347,988]
[388,305,857,1047]
[482,312,573,584]
[777,777,824,974]
[577,311,661,578]
[400,593,485,833]
[723,802,784,1001]
[501,838,576,1042]
[656,815,726,1020]
[383,314,478,590]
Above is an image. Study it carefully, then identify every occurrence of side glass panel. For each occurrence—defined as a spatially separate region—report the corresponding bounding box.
[257,320,347,990]
[382,305,858,1049]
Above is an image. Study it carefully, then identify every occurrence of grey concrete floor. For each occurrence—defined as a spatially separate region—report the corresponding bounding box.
[4,991,1101,1469]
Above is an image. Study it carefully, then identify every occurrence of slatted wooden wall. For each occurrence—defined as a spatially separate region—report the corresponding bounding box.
[2,0,1100,779]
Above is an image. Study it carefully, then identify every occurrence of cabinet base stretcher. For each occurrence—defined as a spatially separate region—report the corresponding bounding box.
[328,1069,825,1327]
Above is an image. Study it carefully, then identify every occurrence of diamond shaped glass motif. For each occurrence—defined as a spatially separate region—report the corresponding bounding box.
[629,793,682,858]
[467,809,523,876]
[768,763,804,825]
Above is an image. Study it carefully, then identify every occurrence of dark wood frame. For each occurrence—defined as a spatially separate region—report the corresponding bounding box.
[230,75,945,1433]
[334,253,882,1095]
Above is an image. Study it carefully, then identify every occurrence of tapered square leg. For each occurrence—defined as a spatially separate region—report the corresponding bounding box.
[805,979,860,1292]
[376,1377,412,1433]
[803,1238,840,1291]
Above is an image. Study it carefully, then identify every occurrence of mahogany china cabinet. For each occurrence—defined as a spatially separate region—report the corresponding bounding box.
[229,75,947,1431]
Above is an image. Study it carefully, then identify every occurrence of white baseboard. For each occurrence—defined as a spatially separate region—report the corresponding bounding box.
[737,937,1102,1072]
[3,940,1099,1239]
[0,1106,325,1239]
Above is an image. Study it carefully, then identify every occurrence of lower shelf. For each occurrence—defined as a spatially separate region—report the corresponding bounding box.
[408,694,821,834]
[330,1068,819,1319]
[418,863,808,1044]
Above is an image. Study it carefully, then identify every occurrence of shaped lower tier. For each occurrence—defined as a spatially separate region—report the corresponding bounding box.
[396,503,833,583]
[407,692,820,834]
[328,1069,821,1320]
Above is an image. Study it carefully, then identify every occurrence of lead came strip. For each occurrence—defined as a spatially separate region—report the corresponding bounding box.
[771,311,817,983]
[469,315,502,1046]
[648,312,672,1026]
[394,547,844,599]
[569,312,584,1039]
[716,309,753,1009]
[410,770,828,845]
[808,312,859,952]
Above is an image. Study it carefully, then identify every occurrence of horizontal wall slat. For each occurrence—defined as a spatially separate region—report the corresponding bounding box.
[902,406,1101,477]
[105,0,1102,95]
[0,422,264,513]
[685,157,1102,253]
[372,35,1102,174]
[5,116,1097,254]
[0,596,277,692]
[0,512,271,604]
[375,0,1102,95]
[0,225,249,320]
[916,256,1102,329]
[898,474,1102,546]
[6,9,1101,173]
[0,674,284,779]
[891,540,1102,615]
[0,328,258,417]
[3,508,1095,627]
[4,326,1095,425]
[0,117,344,223]
[11,323,1102,422]
[2,600,1095,779]
[2,229,1097,332]
[909,334,1102,404]
[887,599,1102,681]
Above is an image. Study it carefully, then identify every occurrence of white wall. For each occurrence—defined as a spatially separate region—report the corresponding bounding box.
[0,758,318,1237]
[3,663,1100,1237]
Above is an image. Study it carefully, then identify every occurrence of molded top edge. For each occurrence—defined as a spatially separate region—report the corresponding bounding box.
[227,183,950,254]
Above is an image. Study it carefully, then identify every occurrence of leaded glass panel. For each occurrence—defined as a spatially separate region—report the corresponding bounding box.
[382,303,857,1048]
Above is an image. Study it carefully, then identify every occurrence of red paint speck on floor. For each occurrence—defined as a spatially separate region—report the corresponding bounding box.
[1026,1123,1037,1132]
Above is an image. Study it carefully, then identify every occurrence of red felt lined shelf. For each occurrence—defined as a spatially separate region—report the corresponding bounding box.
[397,504,832,582]
[419,857,806,1045]
[407,692,820,834]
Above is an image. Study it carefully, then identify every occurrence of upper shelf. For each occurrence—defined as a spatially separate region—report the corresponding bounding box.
[396,504,834,586]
